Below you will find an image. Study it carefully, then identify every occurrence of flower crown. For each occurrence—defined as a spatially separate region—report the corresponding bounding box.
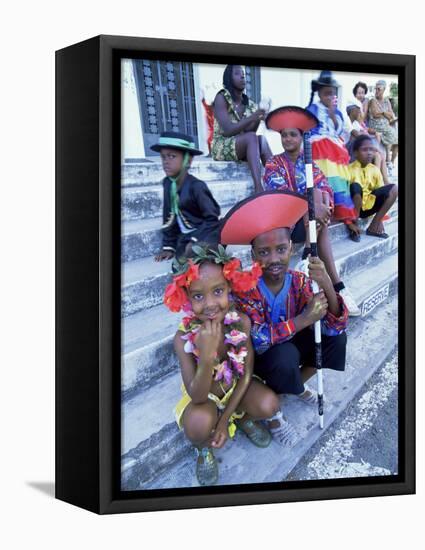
[163,244,262,312]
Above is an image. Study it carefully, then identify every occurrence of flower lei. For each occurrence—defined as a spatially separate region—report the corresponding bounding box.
[163,244,262,313]
[180,308,248,385]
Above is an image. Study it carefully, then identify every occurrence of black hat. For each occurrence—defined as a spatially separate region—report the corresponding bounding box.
[150,131,203,155]
[312,70,340,89]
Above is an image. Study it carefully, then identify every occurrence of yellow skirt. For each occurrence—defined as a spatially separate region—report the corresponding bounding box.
[174,380,245,438]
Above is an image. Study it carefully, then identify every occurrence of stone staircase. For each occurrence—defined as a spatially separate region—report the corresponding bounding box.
[120,158,399,490]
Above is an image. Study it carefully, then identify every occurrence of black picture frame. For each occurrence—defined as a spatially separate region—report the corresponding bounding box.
[56,34,415,514]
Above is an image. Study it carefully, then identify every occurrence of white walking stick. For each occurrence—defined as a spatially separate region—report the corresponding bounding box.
[303,131,324,429]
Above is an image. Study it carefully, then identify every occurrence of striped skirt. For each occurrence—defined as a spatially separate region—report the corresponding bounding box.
[311,137,357,222]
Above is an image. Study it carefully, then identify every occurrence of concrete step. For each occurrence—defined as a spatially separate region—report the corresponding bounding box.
[121,215,398,317]
[121,306,184,399]
[122,159,252,188]
[121,246,398,397]
[122,205,232,263]
[121,202,398,262]
[121,284,398,490]
[122,179,254,222]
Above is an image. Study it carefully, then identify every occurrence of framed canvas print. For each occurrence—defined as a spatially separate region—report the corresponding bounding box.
[56,35,415,514]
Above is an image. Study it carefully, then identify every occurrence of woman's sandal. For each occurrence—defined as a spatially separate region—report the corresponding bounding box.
[366,228,389,239]
[195,447,219,486]
[267,411,300,448]
[235,418,272,448]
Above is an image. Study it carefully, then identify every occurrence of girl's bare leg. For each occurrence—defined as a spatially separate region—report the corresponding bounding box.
[235,132,263,193]
[259,135,273,166]
[182,401,218,447]
[237,379,280,428]
[237,379,280,419]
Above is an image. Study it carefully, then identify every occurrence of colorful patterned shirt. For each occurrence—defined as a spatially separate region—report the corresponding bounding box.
[263,152,334,209]
[232,270,348,355]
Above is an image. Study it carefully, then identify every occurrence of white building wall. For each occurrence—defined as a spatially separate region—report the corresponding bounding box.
[121,59,145,162]
[193,63,226,155]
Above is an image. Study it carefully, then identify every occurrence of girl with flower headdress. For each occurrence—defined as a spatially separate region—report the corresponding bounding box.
[164,244,296,486]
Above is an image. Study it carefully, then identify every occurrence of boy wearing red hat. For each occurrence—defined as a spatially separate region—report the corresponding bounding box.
[220,191,348,407]
[263,106,360,316]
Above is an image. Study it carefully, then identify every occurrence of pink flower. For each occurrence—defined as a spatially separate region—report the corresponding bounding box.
[228,347,248,364]
[224,311,240,325]
[232,361,245,376]
[181,326,200,355]
[214,361,233,385]
[182,302,194,314]
[224,330,247,346]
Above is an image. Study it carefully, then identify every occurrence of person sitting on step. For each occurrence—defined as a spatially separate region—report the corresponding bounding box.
[211,64,273,193]
[153,132,221,262]
[345,100,389,185]
[220,192,348,430]
[164,244,299,486]
[263,105,360,316]
[348,135,398,241]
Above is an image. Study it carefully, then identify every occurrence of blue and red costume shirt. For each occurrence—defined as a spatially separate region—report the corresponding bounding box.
[232,270,348,355]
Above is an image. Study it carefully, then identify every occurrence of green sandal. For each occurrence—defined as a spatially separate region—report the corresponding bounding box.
[235,418,272,448]
[195,447,219,486]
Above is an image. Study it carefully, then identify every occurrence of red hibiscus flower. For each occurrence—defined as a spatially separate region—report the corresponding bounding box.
[223,258,241,282]
[163,282,188,312]
[173,272,188,288]
[251,262,263,282]
[231,270,257,292]
[185,260,200,287]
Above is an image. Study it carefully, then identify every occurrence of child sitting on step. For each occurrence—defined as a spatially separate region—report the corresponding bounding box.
[348,135,398,240]
[153,131,221,261]
[164,244,297,486]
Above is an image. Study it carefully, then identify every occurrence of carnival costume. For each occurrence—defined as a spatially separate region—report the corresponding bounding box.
[220,191,348,398]
[164,245,262,436]
[152,132,222,258]
[163,244,271,485]
[306,71,357,222]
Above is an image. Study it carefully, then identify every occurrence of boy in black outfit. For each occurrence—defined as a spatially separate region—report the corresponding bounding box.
[154,132,221,261]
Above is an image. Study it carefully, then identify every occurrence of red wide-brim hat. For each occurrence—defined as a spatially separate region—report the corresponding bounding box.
[220,191,308,245]
[265,106,319,133]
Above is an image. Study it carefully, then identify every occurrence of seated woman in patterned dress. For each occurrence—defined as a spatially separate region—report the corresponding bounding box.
[211,65,272,193]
